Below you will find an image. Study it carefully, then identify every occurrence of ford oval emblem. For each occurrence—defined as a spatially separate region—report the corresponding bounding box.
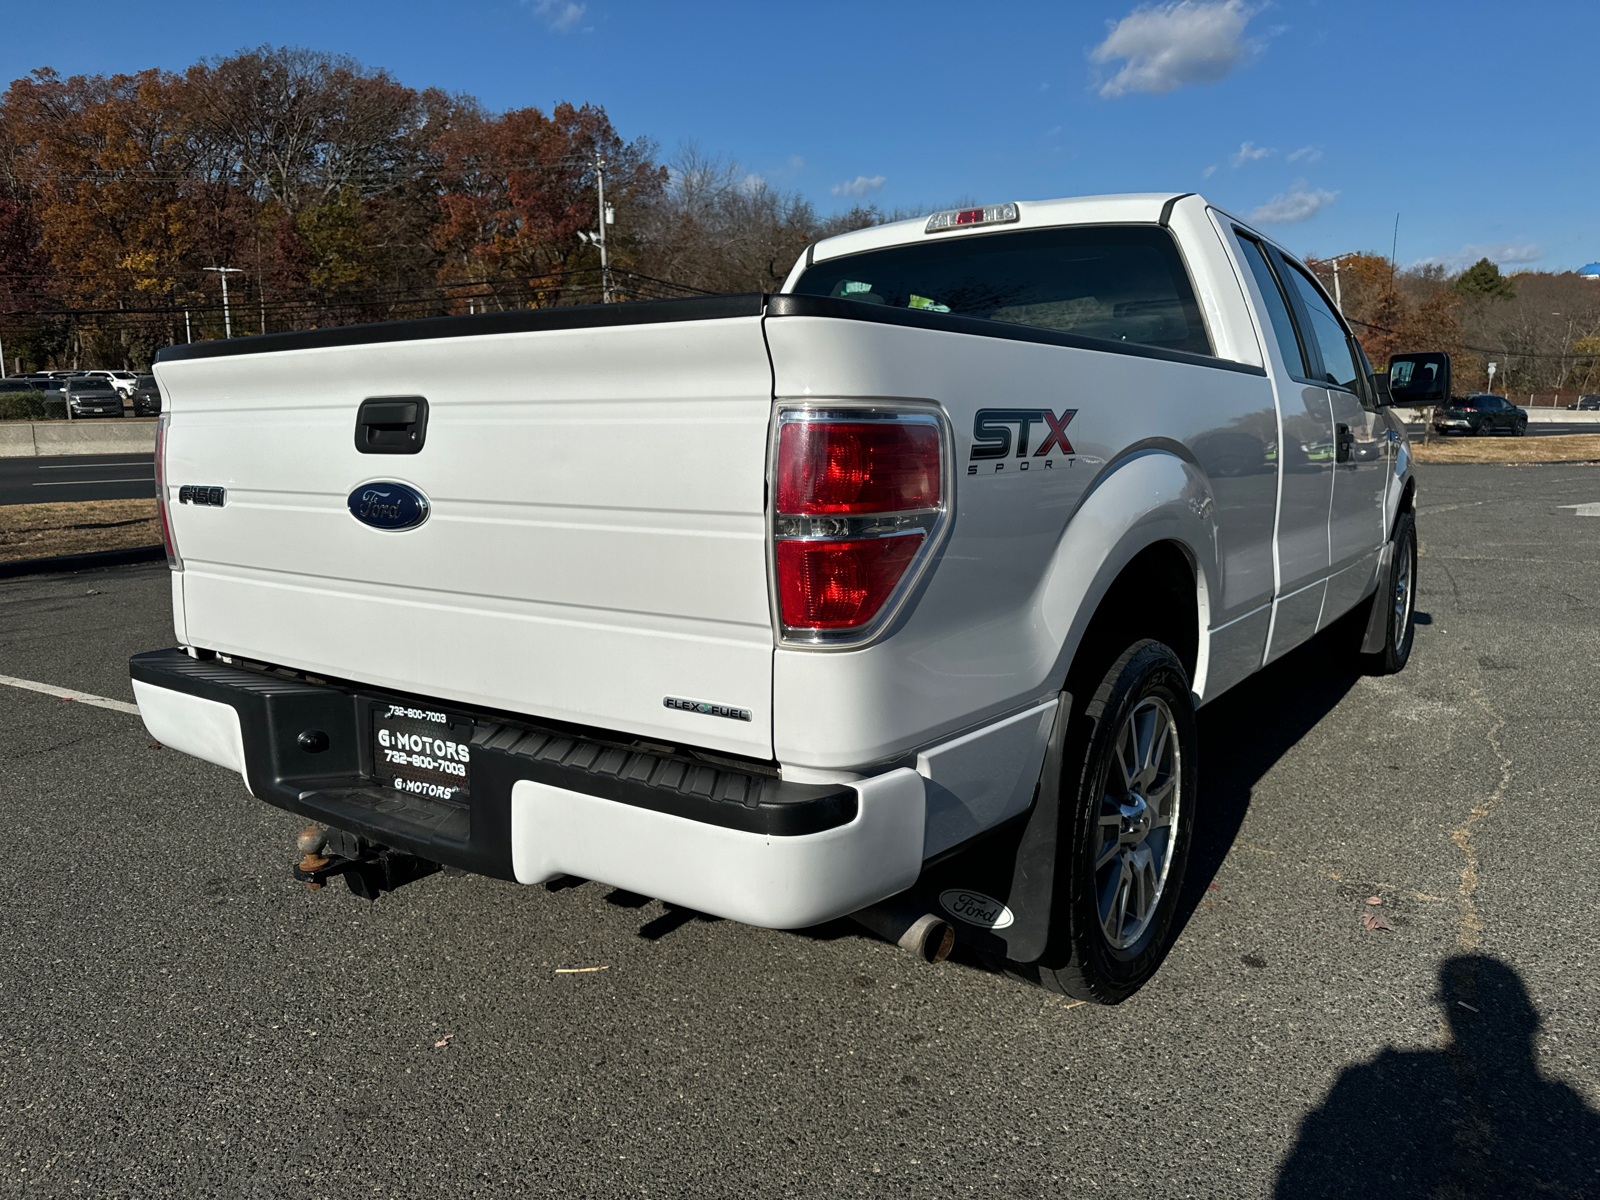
[939,888,1015,930]
[348,482,430,531]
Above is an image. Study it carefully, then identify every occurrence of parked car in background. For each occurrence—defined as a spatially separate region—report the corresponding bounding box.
[130,375,162,416]
[1432,394,1527,436]
[83,369,141,398]
[1567,394,1600,411]
[65,379,125,418]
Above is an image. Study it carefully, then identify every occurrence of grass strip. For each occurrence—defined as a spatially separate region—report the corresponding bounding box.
[1410,433,1600,464]
[0,498,159,563]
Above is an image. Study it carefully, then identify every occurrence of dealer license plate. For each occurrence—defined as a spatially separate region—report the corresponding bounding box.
[372,703,473,801]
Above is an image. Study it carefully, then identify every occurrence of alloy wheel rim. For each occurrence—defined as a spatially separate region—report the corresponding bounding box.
[1392,536,1414,646]
[1093,696,1181,951]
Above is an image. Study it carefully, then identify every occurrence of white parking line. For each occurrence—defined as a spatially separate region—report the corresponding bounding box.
[36,462,153,470]
[1558,503,1600,517]
[0,673,140,715]
[32,477,154,486]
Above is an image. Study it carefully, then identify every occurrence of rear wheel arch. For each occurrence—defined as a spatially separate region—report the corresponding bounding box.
[1037,451,1215,701]
[1066,541,1201,699]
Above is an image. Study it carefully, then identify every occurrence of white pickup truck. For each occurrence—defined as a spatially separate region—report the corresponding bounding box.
[131,192,1429,1003]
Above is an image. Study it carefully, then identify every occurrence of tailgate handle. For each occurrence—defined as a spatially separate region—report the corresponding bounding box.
[355,396,428,455]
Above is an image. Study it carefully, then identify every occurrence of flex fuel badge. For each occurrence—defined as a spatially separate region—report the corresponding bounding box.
[664,696,753,722]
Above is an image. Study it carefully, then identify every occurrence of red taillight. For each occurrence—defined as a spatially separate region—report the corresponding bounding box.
[772,413,944,637]
[776,536,924,629]
[776,421,940,515]
[154,413,182,571]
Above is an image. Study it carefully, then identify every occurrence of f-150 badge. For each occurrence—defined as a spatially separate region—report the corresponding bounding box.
[348,482,430,530]
[969,408,1077,474]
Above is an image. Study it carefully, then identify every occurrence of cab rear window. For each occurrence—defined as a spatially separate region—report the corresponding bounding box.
[792,225,1213,357]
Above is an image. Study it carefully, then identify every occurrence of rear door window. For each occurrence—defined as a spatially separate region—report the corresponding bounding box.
[1282,263,1362,393]
[1234,235,1311,378]
[792,225,1213,356]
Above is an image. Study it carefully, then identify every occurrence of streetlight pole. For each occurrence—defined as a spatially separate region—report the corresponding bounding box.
[204,266,246,338]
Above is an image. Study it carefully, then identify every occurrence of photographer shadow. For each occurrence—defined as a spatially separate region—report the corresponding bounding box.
[1274,955,1600,1199]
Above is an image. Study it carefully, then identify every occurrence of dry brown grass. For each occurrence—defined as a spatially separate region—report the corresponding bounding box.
[0,498,159,563]
[1410,433,1600,464]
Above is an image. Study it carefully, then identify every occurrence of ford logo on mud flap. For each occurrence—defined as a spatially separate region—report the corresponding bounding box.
[939,888,1016,930]
[348,482,430,531]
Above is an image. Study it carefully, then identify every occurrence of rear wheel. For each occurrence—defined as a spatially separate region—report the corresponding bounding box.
[1471,418,1487,437]
[1027,640,1196,1004]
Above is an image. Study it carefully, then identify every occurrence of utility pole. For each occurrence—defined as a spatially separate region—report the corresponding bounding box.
[595,150,612,303]
[1322,252,1358,313]
[204,266,246,338]
[185,309,192,344]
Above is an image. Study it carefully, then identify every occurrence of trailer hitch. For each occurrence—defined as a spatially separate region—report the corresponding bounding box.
[293,825,441,900]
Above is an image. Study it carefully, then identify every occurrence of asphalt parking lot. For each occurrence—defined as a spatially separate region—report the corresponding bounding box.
[1,462,1597,1199]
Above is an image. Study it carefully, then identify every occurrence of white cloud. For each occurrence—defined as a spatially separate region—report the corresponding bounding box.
[739,174,766,195]
[1249,180,1338,224]
[1090,0,1261,98]
[1287,145,1322,163]
[1202,164,1218,178]
[1230,140,1272,167]
[531,0,586,31]
[1419,241,1543,270]
[832,175,886,198]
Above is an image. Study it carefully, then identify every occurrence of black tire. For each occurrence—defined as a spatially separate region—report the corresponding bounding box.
[1364,508,1417,675]
[1514,418,1527,437]
[1028,640,1197,1004]
[1471,418,1487,437]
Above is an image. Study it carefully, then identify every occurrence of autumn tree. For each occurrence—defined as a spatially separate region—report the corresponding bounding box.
[431,101,665,306]
[630,148,886,295]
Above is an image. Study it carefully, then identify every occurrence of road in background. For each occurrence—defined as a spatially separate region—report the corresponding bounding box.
[1,463,1596,1198]
[1404,420,1597,439]
[0,452,154,505]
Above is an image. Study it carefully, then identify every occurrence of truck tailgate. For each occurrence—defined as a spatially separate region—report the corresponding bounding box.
[155,307,776,759]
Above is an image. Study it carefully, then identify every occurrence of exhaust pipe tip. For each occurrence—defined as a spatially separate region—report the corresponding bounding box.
[849,898,955,964]
[901,912,956,964]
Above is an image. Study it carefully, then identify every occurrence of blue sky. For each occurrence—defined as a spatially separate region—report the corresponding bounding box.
[5,0,1595,272]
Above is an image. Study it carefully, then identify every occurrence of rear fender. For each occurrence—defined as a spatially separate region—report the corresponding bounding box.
[1035,447,1217,694]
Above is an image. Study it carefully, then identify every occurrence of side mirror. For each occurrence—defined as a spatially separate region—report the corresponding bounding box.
[1386,352,1452,407]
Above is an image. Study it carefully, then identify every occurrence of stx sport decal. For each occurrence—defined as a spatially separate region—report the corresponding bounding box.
[969,408,1077,474]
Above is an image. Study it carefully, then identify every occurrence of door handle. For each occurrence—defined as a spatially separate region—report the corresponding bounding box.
[355,396,429,454]
[1335,423,1354,463]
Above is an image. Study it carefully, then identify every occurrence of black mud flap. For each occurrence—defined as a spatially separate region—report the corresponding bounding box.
[1360,538,1397,654]
[892,691,1072,965]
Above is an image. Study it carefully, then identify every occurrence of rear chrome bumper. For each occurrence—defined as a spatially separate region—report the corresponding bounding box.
[129,648,924,927]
